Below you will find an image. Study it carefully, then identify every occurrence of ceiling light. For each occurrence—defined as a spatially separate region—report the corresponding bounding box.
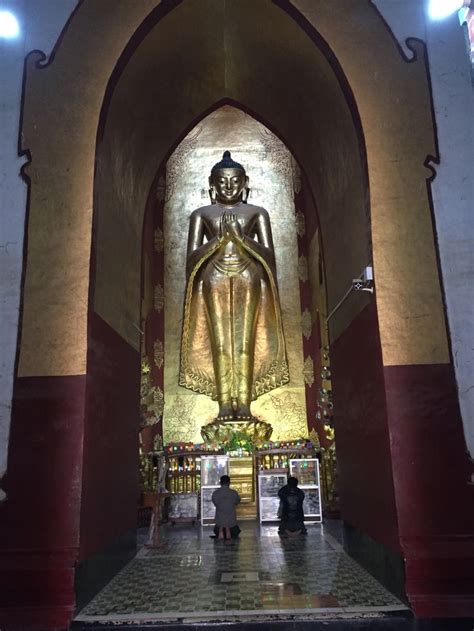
[428,0,470,19]
[0,9,20,38]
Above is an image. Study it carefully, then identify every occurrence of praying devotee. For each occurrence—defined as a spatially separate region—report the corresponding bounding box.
[212,475,241,540]
[278,476,306,537]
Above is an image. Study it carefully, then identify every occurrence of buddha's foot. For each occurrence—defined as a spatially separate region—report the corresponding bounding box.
[235,404,252,419]
[216,413,235,422]
[216,413,253,422]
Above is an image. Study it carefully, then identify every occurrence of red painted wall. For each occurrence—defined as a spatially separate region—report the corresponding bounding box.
[0,313,140,629]
[0,375,86,629]
[330,301,401,553]
[385,363,474,616]
[79,312,140,560]
[331,298,474,615]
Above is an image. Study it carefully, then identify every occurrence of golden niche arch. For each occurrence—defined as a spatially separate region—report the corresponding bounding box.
[160,106,307,443]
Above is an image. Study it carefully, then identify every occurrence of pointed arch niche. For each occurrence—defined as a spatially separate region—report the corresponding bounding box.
[154,106,308,444]
[88,1,388,583]
[87,0,399,592]
[86,0,392,594]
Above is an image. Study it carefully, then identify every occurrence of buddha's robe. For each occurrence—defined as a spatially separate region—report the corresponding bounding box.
[179,202,289,402]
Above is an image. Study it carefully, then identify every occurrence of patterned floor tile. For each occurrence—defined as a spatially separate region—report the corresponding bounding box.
[76,522,407,621]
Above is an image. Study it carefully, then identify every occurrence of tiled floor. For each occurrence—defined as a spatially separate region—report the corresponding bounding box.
[75,522,407,623]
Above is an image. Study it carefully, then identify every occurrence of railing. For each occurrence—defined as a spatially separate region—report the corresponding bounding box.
[140,445,339,516]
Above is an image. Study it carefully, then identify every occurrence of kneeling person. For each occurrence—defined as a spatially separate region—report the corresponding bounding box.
[278,476,306,536]
[212,475,241,540]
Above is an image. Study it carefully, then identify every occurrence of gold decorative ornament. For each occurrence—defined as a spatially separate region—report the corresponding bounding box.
[303,356,315,387]
[140,412,158,429]
[179,150,289,422]
[140,358,163,428]
[301,309,313,340]
[324,423,335,442]
[140,383,163,428]
[154,339,164,369]
[308,427,320,449]
[156,175,166,202]
[163,395,198,443]
[154,284,165,312]
[154,227,164,253]
[270,392,308,439]
[140,369,151,401]
[295,210,306,238]
[152,386,165,416]
[140,357,151,404]
[298,255,309,283]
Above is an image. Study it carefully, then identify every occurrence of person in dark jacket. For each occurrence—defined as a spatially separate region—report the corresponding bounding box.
[278,476,306,536]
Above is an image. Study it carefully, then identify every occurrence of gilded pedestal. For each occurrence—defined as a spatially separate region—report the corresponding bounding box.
[200,417,273,446]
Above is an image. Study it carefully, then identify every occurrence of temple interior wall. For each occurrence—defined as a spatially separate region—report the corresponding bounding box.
[9,0,456,565]
[1,0,473,623]
[14,0,449,384]
[373,0,474,460]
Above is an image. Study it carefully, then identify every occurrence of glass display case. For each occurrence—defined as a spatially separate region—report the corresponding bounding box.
[200,455,229,525]
[302,488,320,517]
[255,441,315,474]
[258,473,287,522]
[161,448,224,524]
[201,455,229,486]
[200,487,218,523]
[290,458,322,522]
[289,458,319,487]
[168,493,199,524]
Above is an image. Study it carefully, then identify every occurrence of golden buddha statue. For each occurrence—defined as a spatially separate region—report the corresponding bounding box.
[179,151,289,423]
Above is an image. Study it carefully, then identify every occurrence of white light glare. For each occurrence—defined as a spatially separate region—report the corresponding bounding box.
[428,0,468,19]
[0,9,20,38]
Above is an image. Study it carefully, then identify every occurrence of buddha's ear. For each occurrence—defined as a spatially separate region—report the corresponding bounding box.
[242,176,250,204]
[208,176,217,204]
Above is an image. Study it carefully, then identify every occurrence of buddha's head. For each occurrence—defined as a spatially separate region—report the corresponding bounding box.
[209,150,249,205]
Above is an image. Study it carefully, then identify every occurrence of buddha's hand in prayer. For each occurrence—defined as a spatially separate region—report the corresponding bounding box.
[221,212,243,242]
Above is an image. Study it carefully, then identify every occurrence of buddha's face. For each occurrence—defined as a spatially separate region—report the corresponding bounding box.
[210,168,248,205]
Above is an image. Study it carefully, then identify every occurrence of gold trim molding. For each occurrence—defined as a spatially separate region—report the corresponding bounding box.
[154,227,164,253]
[301,309,312,340]
[298,255,308,283]
[154,339,164,369]
[303,356,314,387]
[154,284,165,312]
[295,210,306,238]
